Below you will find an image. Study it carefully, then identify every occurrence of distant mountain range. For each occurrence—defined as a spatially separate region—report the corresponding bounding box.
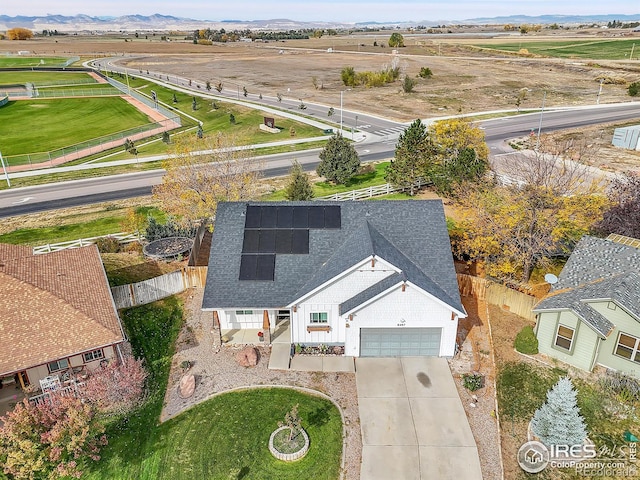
[0,13,639,33]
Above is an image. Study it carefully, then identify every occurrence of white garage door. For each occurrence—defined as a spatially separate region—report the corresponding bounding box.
[360,327,442,357]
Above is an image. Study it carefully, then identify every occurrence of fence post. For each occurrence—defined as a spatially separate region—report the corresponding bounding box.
[128,283,136,308]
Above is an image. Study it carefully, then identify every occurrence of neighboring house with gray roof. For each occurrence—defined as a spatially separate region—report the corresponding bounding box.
[533,235,640,376]
[202,201,466,357]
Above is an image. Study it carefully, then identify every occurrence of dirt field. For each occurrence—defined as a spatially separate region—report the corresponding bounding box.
[6,33,640,123]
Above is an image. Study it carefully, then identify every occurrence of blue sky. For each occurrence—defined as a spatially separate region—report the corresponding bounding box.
[2,0,638,22]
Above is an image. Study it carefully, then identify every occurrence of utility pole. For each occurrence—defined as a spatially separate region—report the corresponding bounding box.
[536,91,546,151]
[0,151,10,187]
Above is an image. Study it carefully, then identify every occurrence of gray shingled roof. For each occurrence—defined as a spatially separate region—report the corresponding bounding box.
[534,236,640,337]
[339,272,404,316]
[202,201,465,315]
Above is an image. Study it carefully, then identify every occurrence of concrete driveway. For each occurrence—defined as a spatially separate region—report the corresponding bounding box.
[356,357,483,480]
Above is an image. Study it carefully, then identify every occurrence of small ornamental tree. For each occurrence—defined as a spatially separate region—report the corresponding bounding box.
[0,394,106,480]
[531,377,587,447]
[82,356,148,416]
[278,404,302,442]
[285,160,314,201]
[316,134,360,184]
[388,32,405,48]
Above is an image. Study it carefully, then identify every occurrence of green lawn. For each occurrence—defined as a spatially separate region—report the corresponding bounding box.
[109,73,325,144]
[0,56,71,67]
[0,205,164,245]
[474,39,640,59]
[0,97,152,158]
[264,161,391,200]
[0,71,94,85]
[84,297,342,480]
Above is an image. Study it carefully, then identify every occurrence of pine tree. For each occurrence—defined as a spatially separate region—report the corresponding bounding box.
[531,377,587,447]
[385,119,436,195]
[316,133,360,184]
[285,161,314,200]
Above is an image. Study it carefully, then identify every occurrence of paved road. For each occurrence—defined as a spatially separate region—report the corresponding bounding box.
[356,357,482,480]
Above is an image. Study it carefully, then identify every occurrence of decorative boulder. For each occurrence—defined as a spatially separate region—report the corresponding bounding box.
[236,347,259,367]
[179,374,195,399]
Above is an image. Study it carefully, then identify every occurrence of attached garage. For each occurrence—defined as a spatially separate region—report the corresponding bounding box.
[359,327,442,357]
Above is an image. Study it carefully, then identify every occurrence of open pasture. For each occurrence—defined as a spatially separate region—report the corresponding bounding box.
[0,97,151,158]
[473,38,640,59]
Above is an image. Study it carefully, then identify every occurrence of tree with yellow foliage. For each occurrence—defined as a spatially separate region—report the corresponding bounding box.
[152,133,262,222]
[428,118,489,163]
[452,138,608,282]
[6,28,33,40]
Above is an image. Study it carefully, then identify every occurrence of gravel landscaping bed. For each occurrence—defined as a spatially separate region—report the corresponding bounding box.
[161,288,361,480]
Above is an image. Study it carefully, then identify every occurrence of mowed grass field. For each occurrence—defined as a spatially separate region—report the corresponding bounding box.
[0,71,96,85]
[474,38,639,59]
[0,56,70,67]
[0,97,151,157]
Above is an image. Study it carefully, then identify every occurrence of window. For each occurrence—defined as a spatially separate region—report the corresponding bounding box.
[47,358,69,373]
[614,333,640,364]
[83,349,104,363]
[554,325,575,351]
[309,312,328,324]
[235,310,253,315]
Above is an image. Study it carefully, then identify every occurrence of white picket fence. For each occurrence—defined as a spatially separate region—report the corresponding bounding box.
[33,232,142,254]
[316,178,430,201]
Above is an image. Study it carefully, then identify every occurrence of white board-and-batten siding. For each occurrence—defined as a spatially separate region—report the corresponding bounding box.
[343,284,458,357]
[217,310,276,329]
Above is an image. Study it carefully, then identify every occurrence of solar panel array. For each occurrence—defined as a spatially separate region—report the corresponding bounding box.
[239,205,341,281]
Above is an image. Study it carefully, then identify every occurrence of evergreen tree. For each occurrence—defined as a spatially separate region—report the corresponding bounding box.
[316,134,360,184]
[385,119,436,195]
[531,377,587,447]
[285,161,314,200]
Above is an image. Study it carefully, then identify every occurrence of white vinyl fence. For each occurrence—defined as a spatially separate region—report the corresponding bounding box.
[315,178,430,201]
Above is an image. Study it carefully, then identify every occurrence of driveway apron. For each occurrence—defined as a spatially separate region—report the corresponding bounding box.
[356,357,483,480]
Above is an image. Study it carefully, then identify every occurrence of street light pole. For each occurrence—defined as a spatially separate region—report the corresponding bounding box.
[340,90,343,135]
[536,91,546,150]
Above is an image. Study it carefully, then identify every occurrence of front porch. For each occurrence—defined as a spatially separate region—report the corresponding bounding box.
[221,319,292,345]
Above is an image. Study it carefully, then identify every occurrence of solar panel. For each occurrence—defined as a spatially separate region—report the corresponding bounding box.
[239,255,258,280]
[291,229,310,254]
[292,206,308,228]
[260,206,277,228]
[324,206,341,229]
[242,230,260,253]
[275,229,293,254]
[308,206,324,228]
[258,229,276,253]
[245,206,261,228]
[256,254,276,280]
[276,206,294,228]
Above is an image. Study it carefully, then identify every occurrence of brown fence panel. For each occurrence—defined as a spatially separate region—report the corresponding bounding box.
[457,274,537,321]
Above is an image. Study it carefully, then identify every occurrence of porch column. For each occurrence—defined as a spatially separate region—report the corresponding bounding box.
[212,311,222,346]
[263,310,271,344]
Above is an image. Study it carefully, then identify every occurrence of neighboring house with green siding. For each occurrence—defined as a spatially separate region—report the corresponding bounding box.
[533,235,640,377]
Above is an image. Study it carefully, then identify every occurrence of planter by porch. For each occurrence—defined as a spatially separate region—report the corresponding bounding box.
[268,426,309,462]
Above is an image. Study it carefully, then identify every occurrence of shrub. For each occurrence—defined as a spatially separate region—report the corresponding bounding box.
[629,81,640,97]
[599,371,640,404]
[462,372,484,391]
[145,217,196,242]
[418,67,433,78]
[95,236,121,253]
[514,325,539,354]
[402,75,416,93]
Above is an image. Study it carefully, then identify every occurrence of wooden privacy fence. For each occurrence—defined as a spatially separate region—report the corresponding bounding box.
[457,273,538,321]
[111,266,207,309]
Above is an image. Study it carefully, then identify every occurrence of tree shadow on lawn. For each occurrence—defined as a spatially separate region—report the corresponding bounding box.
[307,404,331,427]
